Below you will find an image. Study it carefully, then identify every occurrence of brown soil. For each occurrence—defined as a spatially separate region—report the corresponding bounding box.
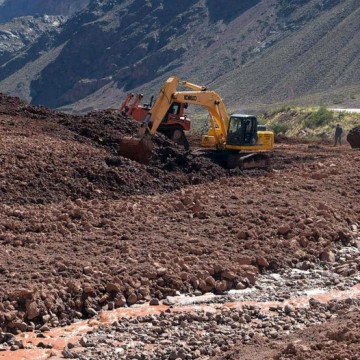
[0,93,359,358]
[0,93,238,205]
[275,310,360,360]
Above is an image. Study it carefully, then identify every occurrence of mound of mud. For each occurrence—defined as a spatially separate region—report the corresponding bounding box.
[347,126,360,148]
[0,94,236,205]
[57,109,237,193]
[57,108,231,176]
[0,92,54,119]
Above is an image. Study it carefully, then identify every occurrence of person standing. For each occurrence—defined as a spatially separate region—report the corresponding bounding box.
[334,124,343,146]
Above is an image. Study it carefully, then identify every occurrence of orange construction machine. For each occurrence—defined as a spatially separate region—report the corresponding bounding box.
[120,93,191,149]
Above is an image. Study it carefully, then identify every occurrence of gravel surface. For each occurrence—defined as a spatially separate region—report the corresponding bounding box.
[64,297,360,360]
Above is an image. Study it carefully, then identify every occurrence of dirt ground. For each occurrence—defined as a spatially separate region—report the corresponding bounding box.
[0,93,359,358]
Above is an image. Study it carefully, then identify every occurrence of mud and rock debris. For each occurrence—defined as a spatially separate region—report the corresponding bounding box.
[59,298,360,360]
[0,93,359,360]
[0,93,237,205]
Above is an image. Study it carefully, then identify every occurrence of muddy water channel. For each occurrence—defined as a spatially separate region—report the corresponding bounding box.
[1,249,359,360]
[2,284,360,360]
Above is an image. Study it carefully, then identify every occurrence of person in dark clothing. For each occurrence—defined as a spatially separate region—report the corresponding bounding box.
[334,124,343,146]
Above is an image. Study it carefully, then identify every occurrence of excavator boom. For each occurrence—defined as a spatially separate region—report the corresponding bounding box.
[142,77,229,146]
[142,76,180,136]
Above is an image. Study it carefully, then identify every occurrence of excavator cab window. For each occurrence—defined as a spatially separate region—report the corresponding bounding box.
[227,116,258,146]
[169,103,180,115]
[162,103,181,123]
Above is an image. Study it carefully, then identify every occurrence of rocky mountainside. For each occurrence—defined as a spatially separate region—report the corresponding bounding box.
[0,0,359,112]
[0,0,90,83]
[0,15,67,64]
[0,0,89,23]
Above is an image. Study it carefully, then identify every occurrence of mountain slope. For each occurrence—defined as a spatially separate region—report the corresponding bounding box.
[0,0,359,112]
[0,0,89,23]
[212,0,360,108]
[0,0,90,87]
[0,15,66,65]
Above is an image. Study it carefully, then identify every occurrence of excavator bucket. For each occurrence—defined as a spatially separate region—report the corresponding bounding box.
[118,137,154,164]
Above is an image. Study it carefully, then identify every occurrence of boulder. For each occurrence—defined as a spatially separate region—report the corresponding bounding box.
[278,225,291,235]
[347,126,360,148]
[221,270,237,281]
[26,300,40,320]
[106,282,121,293]
[256,256,269,268]
[320,250,336,263]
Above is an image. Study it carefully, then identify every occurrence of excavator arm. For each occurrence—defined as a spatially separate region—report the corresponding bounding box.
[141,76,229,148]
[170,91,229,148]
[181,80,207,91]
[139,76,180,138]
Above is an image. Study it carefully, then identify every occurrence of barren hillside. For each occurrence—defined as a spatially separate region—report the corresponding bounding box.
[0,0,89,23]
[0,0,359,111]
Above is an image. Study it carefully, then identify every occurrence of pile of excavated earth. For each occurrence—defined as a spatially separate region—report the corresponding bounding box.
[0,93,234,205]
[0,93,359,359]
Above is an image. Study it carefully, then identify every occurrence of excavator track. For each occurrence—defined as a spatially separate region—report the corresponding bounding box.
[194,149,271,170]
[228,152,270,169]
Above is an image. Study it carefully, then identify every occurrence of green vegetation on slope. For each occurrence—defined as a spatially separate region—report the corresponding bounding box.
[190,106,359,142]
[265,107,360,140]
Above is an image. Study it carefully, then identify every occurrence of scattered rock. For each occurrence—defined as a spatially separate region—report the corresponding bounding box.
[149,298,160,306]
[278,225,291,235]
[320,250,336,263]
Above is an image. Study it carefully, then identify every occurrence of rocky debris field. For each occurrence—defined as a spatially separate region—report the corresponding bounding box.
[51,247,360,359]
[61,298,360,360]
[0,93,359,358]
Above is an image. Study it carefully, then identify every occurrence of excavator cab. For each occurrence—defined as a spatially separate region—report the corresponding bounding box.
[226,115,258,147]
[224,115,270,169]
[163,102,181,122]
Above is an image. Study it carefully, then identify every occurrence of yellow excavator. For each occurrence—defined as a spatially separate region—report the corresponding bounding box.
[119,76,274,168]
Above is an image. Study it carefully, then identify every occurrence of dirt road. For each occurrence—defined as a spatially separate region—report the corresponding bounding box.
[330,108,360,114]
[0,93,359,358]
